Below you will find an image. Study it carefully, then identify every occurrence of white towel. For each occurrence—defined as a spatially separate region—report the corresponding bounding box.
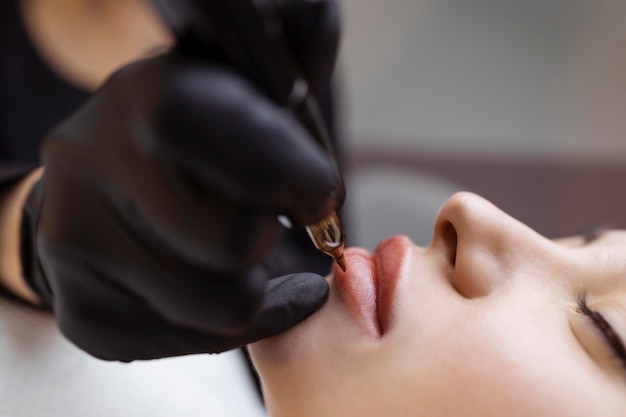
[0,295,267,417]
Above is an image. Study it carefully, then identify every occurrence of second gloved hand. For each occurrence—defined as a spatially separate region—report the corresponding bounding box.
[21,0,342,361]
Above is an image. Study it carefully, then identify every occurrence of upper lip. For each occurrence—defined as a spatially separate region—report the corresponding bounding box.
[333,236,412,338]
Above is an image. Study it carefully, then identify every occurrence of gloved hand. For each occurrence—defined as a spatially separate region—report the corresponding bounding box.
[20,0,342,362]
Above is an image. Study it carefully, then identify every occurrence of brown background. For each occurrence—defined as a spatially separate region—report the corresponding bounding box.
[348,151,626,238]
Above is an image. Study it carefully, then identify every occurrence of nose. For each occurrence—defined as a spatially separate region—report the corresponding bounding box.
[432,192,547,298]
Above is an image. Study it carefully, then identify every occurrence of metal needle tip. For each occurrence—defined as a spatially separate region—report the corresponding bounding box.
[335,252,347,272]
[305,212,347,272]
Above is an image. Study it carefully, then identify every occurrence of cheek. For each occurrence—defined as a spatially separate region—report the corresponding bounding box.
[249,270,626,417]
[391,296,617,416]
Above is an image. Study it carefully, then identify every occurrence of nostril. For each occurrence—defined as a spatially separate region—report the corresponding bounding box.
[442,221,458,267]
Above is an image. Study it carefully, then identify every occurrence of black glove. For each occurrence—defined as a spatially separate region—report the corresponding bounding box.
[20,0,342,362]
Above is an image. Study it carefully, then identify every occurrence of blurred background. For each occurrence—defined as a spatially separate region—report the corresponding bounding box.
[337,0,626,249]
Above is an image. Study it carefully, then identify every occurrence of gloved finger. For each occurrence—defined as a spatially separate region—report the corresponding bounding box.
[50,260,231,361]
[148,225,331,336]
[130,55,341,226]
[140,263,270,335]
[57,273,328,361]
[202,272,330,352]
[122,273,329,358]
[277,0,341,92]
[43,234,267,344]
[49,233,328,360]
[53,271,207,362]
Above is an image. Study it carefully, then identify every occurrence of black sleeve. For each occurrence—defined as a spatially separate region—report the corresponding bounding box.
[0,0,89,163]
[0,162,38,188]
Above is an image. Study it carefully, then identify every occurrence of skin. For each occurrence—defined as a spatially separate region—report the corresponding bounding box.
[251,192,626,417]
[20,0,172,91]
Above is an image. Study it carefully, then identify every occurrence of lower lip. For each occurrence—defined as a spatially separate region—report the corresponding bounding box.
[333,236,414,338]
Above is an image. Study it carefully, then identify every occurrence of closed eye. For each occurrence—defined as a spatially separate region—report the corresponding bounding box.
[577,296,626,373]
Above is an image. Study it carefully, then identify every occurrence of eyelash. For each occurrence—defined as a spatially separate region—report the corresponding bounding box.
[576,296,626,371]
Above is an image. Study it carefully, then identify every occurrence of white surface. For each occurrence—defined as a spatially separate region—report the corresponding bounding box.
[0,296,267,417]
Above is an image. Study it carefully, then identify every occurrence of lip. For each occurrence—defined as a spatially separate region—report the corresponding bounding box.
[333,235,414,338]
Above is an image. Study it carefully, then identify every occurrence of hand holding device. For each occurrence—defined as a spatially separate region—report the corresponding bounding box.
[20,0,342,361]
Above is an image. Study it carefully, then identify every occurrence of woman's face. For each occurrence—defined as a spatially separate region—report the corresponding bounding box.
[250,192,626,417]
